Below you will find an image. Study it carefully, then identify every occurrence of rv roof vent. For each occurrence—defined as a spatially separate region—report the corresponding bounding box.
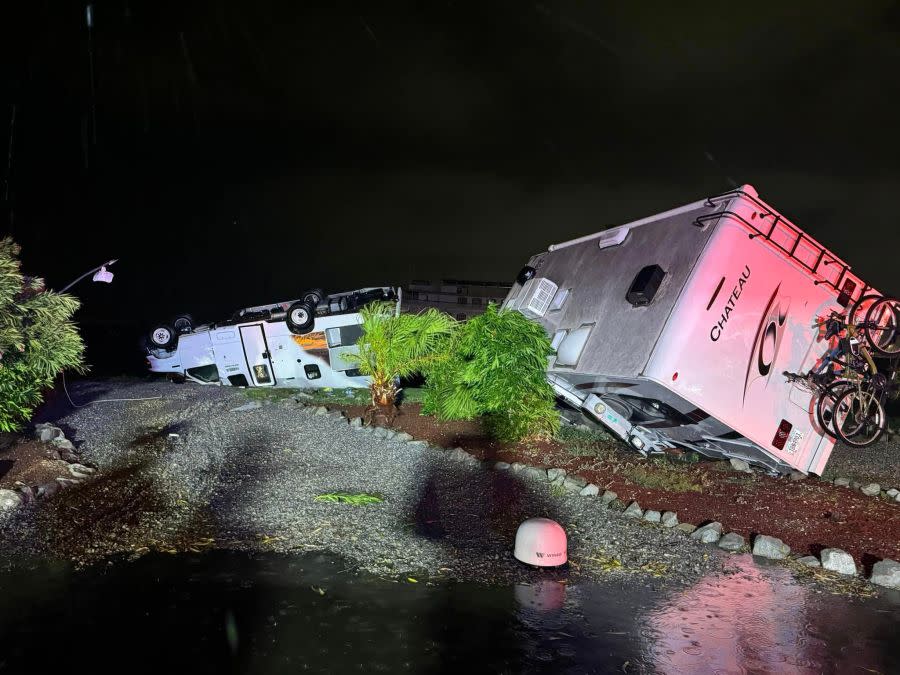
[520,278,558,319]
[597,226,630,250]
[627,265,665,307]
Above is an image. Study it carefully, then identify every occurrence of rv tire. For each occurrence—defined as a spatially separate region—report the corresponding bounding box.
[173,315,194,334]
[302,288,325,307]
[286,301,316,335]
[149,324,177,350]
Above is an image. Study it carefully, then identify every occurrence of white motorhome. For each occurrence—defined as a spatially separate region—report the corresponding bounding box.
[505,185,876,475]
[146,287,398,389]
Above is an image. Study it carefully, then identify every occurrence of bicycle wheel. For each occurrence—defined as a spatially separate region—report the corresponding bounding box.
[863,296,900,356]
[831,387,886,448]
[848,293,881,325]
[816,380,853,439]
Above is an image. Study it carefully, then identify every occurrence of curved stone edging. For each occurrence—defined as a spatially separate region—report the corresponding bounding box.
[338,413,900,592]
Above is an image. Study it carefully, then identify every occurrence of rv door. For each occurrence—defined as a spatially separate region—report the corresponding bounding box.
[239,324,276,386]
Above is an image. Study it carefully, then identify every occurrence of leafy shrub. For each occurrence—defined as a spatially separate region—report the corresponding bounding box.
[423,304,559,442]
[0,238,86,431]
[343,301,456,409]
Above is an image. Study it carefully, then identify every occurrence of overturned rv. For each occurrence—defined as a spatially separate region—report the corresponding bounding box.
[145,287,398,389]
[505,185,876,475]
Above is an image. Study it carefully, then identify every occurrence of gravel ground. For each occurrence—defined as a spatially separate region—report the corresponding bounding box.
[0,378,723,586]
[824,435,900,489]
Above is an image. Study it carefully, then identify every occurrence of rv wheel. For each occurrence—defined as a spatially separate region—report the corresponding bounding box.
[286,300,316,335]
[302,288,325,307]
[149,324,177,350]
[173,315,194,334]
[516,265,537,285]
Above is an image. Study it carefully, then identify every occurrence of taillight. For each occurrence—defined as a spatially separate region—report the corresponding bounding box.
[772,419,792,450]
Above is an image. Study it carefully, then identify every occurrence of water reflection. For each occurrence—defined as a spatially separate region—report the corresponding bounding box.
[0,551,896,673]
[643,555,897,674]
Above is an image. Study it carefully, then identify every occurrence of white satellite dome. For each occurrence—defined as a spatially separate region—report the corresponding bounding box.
[514,517,567,567]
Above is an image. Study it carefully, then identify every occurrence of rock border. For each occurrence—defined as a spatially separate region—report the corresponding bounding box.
[0,423,98,518]
[829,476,900,504]
[334,411,900,592]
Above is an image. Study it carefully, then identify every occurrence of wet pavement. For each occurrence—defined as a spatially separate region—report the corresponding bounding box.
[0,551,896,674]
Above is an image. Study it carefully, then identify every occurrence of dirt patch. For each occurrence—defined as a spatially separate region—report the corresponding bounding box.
[0,437,74,489]
[334,402,900,568]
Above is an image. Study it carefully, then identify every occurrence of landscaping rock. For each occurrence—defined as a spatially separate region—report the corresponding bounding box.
[820,548,857,576]
[406,440,428,449]
[789,471,806,482]
[729,458,751,473]
[562,476,588,493]
[833,477,851,487]
[547,468,567,483]
[674,523,696,534]
[36,482,60,498]
[850,480,862,490]
[313,406,328,416]
[349,417,363,428]
[39,426,63,442]
[690,522,723,544]
[372,426,388,438]
[393,431,413,442]
[661,511,678,528]
[494,462,511,471]
[0,489,22,511]
[642,509,661,523]
[717,532,745,551]
[606,499,626,512]
[860,483,881,497]
[50,438,76,452]
[68,464,95,478]
[579,484,599,497]
[600,490,617,505]
[886,488,899,499]
[797,555,821,567]
[623,501,643,519]
[511,462,526,472]
[523,467,548,482]
[752,534,790,559]
[869,559,900,590]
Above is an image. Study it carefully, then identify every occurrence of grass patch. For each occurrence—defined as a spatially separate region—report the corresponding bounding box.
[314,492,384,505]
[242,387,299,401]
[555,424,617,458]
[621,457,708,493]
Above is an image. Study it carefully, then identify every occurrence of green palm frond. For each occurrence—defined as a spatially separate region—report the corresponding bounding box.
[0,237,86,430]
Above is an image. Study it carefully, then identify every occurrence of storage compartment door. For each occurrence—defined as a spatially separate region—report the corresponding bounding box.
[239,324,275,386]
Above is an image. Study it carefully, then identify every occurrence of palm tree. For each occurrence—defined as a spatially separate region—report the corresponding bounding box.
[343,301,455,425]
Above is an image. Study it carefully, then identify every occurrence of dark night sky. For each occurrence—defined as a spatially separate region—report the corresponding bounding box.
[2,1,900,369]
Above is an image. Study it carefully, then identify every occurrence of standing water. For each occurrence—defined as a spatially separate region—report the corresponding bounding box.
[0,551,896,673]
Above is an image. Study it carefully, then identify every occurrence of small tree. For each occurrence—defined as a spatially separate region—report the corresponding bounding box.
[0,238,86,431]
[423,304,559,442]
[343,301,456,425]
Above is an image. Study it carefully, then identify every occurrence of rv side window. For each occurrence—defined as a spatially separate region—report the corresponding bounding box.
[305,364,321,380]
[186,364,220,383]
[326,324,364,348]
[550,330,567,350]
[549,288,570,312]
[555,324,594,367]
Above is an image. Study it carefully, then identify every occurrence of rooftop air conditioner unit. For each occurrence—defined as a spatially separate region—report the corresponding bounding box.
[520,277,558,319]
